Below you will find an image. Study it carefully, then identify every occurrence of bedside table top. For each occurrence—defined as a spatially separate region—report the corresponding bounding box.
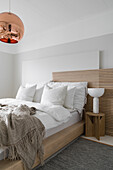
[86,112,105,117]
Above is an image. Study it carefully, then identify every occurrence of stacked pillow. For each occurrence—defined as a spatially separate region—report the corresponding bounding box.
[16,81,88,113]
[64,86,76,109]
[26,82,47,103]
[47,82,88,113]
[73,86,87,112]
[16,85,36,101]
[16,82,47,102]
[41,85,67,106]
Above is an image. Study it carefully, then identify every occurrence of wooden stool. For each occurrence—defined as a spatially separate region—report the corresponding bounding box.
[85,112,105,140]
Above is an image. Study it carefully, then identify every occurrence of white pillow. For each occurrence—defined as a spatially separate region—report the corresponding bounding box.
[33,87,44,103]
[47,81,87,110]
[64,87,76,109]
[73,86,87,113]
[26,82,48,103]
[16,85,36,101]
[48,82,87,88]
[41,85,67,106]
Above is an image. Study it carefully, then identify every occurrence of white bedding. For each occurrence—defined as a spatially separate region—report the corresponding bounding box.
[0,98,71,130]
[0,98,81,160]
[45,110,82,138]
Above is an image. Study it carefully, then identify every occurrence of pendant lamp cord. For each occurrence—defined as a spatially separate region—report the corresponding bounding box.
[9,0,11,13]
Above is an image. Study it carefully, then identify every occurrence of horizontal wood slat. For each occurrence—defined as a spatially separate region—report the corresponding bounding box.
[53,68,113,136]
[0,121,84,170]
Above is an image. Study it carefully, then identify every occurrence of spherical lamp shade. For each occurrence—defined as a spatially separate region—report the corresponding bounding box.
[0,12,24,44]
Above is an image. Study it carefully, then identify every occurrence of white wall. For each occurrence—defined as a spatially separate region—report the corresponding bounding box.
[13,33,113,96]
[19,10,113,54]
[0,51,14,98]
[22,51,99,85]
[0,33,113,97]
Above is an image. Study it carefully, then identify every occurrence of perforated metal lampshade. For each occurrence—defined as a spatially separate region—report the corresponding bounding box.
[0,12,24,44]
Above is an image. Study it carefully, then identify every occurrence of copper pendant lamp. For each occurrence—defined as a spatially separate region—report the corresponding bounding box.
[0,0,24,44]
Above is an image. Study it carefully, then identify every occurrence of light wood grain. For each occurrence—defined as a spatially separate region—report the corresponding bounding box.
[0,120,84,170]
[99,69,113,136]
[53,69,99,87]
[85,112,105,140]
[53,68,113,136]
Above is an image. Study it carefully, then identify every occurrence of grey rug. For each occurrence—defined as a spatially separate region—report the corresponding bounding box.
[35,138,113,170]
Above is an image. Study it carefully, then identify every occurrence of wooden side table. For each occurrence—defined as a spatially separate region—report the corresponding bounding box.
[85,112,105,140]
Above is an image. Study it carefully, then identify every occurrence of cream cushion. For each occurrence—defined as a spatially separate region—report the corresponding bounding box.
[47,82,87,111]
[26,82,48,103]
[41,85,67,106]
[16,85,36,101]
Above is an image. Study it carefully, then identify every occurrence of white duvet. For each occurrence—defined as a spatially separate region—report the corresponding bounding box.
[0,98,71,131]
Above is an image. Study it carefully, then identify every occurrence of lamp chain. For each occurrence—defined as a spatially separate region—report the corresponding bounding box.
[9,0,11,13]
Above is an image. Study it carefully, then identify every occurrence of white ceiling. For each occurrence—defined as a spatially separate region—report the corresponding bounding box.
[0,0,113,54]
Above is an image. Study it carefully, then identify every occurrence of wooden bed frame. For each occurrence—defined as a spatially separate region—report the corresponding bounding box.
[0,68,113,170]
[0,121,84,170]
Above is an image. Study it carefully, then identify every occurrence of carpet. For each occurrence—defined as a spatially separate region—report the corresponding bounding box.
[35,138,113,170]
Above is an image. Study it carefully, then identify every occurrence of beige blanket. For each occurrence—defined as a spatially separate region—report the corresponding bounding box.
[0,104,45,170]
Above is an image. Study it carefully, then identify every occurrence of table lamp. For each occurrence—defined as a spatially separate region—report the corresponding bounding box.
[88,88,105,113]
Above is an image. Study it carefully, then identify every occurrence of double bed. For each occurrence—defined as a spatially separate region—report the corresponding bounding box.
[0,68,113,170]
[0,98,84,170]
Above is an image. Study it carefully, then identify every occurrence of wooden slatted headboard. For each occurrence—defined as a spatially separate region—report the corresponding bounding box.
[52,68,113,136]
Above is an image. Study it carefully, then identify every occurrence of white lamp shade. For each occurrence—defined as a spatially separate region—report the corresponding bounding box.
[88,88,105,98]
[88,88,105,113]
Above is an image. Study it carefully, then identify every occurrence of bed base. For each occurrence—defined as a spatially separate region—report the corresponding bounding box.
[0,120,84,170]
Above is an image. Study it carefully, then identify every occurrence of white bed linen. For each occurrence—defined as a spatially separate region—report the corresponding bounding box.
[0,110,81,160]
[45,110,81,138]
[0,98,81,160]
[0,98,71,128]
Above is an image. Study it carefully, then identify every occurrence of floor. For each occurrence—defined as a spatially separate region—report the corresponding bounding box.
[37,138,113,170]
[81,135,113,146]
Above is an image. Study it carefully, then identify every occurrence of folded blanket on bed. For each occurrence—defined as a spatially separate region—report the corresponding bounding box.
[0,104,45,170]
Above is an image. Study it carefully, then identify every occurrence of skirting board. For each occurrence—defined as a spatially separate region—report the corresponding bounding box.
[0,120,84,170]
